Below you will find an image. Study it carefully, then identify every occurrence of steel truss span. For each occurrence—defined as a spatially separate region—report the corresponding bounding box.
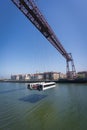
[11,0,76,78]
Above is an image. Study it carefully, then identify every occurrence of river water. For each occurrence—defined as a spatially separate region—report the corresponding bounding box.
[0,82,87,130]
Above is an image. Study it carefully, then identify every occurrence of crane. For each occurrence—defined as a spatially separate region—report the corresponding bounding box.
[11,0,76,79]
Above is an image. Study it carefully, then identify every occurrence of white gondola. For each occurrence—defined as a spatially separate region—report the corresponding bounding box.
[27,82,56,91]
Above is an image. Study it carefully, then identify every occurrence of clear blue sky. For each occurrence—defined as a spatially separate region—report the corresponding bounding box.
[0,0,87,78]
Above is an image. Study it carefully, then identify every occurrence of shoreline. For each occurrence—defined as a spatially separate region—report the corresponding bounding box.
[0,78,87,83]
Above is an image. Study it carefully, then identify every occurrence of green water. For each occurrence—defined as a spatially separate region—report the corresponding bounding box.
[0,83,87,130]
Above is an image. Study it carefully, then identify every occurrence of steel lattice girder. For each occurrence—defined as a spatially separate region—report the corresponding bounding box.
[11,0,72,61]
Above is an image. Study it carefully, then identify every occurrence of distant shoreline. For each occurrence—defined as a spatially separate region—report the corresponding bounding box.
[0,78,87,83]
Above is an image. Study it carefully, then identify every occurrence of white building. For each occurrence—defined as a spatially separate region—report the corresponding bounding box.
[25,74,31,80]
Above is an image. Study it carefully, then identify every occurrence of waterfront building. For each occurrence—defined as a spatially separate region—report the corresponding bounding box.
[11,75,16,80]
[16,75,23,80]
[77,71,87,79]
[11,71,66,81]
[25,74,31,80]
[34,73,44,80]
[11,74,24,80]
[43,72,60,80]
[52,72,60,80]
[59,73,66,79]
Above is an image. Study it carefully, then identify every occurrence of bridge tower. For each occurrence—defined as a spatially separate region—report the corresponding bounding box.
[66,53,76,79]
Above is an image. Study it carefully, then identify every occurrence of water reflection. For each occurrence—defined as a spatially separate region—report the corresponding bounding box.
[19,94,47,103]
[0,88,25,94]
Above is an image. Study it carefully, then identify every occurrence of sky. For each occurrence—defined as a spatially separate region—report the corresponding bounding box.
[0,0,87,78]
